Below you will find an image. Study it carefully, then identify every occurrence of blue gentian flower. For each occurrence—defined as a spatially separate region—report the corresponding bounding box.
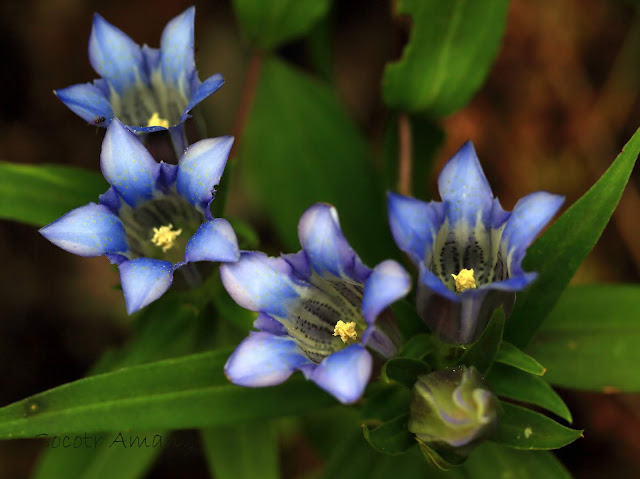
[40,119,239,314]
[54,7,222,153]
[221,204,411,404]
[388,141,564,344]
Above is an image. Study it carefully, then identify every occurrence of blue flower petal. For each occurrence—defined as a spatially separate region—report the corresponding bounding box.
[220,251,300,318]
[160,7,195,87]
[487,272,537,292]
[54,83,113,126]
[118,258,174,314]
[282,251,312,280]
[176,136,234,215]
[141,45,161,77]
[98,187,122,213]
[254,313,288,336]
[437,141,494,225]
[309,344,372,404]
[298,203,368,281]
[158,163,178,190]
[39,203,128,257]
[388,192,445,264]
[361,260,411,324]
[100,119,161,207]
[184,218,239,263]
[89,13,146,93]
[501,191,564,264]
[224,332,311,387]
[181,73,225,120]
[419,264,458,302]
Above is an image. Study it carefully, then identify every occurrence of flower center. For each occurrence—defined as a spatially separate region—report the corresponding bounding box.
[118,193,205,262]
[147,112,170,129]
[451,268,477,293]
[110,73,189,128]
[282,276,367,363]
[151,223,182,252]
[333,320,358,343]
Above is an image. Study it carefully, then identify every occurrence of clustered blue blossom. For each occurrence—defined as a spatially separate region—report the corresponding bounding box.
[41,7,564,406]
[55,7,223,155]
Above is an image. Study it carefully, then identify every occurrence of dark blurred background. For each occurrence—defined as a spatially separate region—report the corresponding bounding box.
[1,0,639,477]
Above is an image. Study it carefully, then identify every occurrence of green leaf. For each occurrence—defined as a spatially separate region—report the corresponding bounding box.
[0,162,107,227]
[241,56,395,264]
[505,128,640,348]
[493,403,582,450]
[398,333,434,360]
[496,341,546,376]
[362,414,414,455]
[488,364,572,423]
[464,441,571,479]
[458,308,504,374]
[32,291,211,479]
[232,0,332,50]
[201,422,279,479]
[361,384,411,423]
[33,434,163,479]
[321,429,379,479]
[382,0,508,115]
[0,350,336,439]
[527,284,640,392]
[382,358,431,388]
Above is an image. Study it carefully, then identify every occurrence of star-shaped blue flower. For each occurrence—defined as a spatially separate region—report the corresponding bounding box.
[54,7,223,152]
[388,141,564,344]
[40,119,239,314]
[221,204,412,404]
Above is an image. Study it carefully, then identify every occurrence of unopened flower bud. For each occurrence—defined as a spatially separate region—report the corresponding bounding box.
[408,366,501,454]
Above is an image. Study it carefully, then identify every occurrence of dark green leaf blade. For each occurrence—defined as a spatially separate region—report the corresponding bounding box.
[0,162,107,227]
[505,128,640,347]
[464,441,571,479]
[496,341,546,376]
[362,414,414,455]
[0,351,336,438]
[527,284,640,392]
[201,422,279,479]
[382,0,508,116]
[241,57,395,264]
[493,403,582,450]
[488,364,572,423]
[232,0,331,50]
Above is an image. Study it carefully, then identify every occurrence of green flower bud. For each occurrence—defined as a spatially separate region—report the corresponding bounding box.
[408,365,501,455]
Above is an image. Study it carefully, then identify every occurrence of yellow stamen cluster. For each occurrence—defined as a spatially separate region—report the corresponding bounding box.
[151,224,182,252]
[147,112,170,129]
[333,320,358,343]
[451,268,477,293]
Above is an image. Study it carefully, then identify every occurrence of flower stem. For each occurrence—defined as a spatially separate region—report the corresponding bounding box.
[397,113,413,196]
[212,50,264,218]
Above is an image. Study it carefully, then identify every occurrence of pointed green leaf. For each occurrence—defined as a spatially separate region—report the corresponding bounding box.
[493,403,582,450]
[382,358,431,389]
[527,284,640,392]
[362,414,414,455]
[232,0,331,50]
[201,422,279,479]
[0,350,335,439]
[458,308,504,374]
[496,341,546,376]
[241,57,395,264]
[382,0,508,115]
[488,364,572,423]
[464,441,571,479]
[505,128,640,347]
[0,162,107,227]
